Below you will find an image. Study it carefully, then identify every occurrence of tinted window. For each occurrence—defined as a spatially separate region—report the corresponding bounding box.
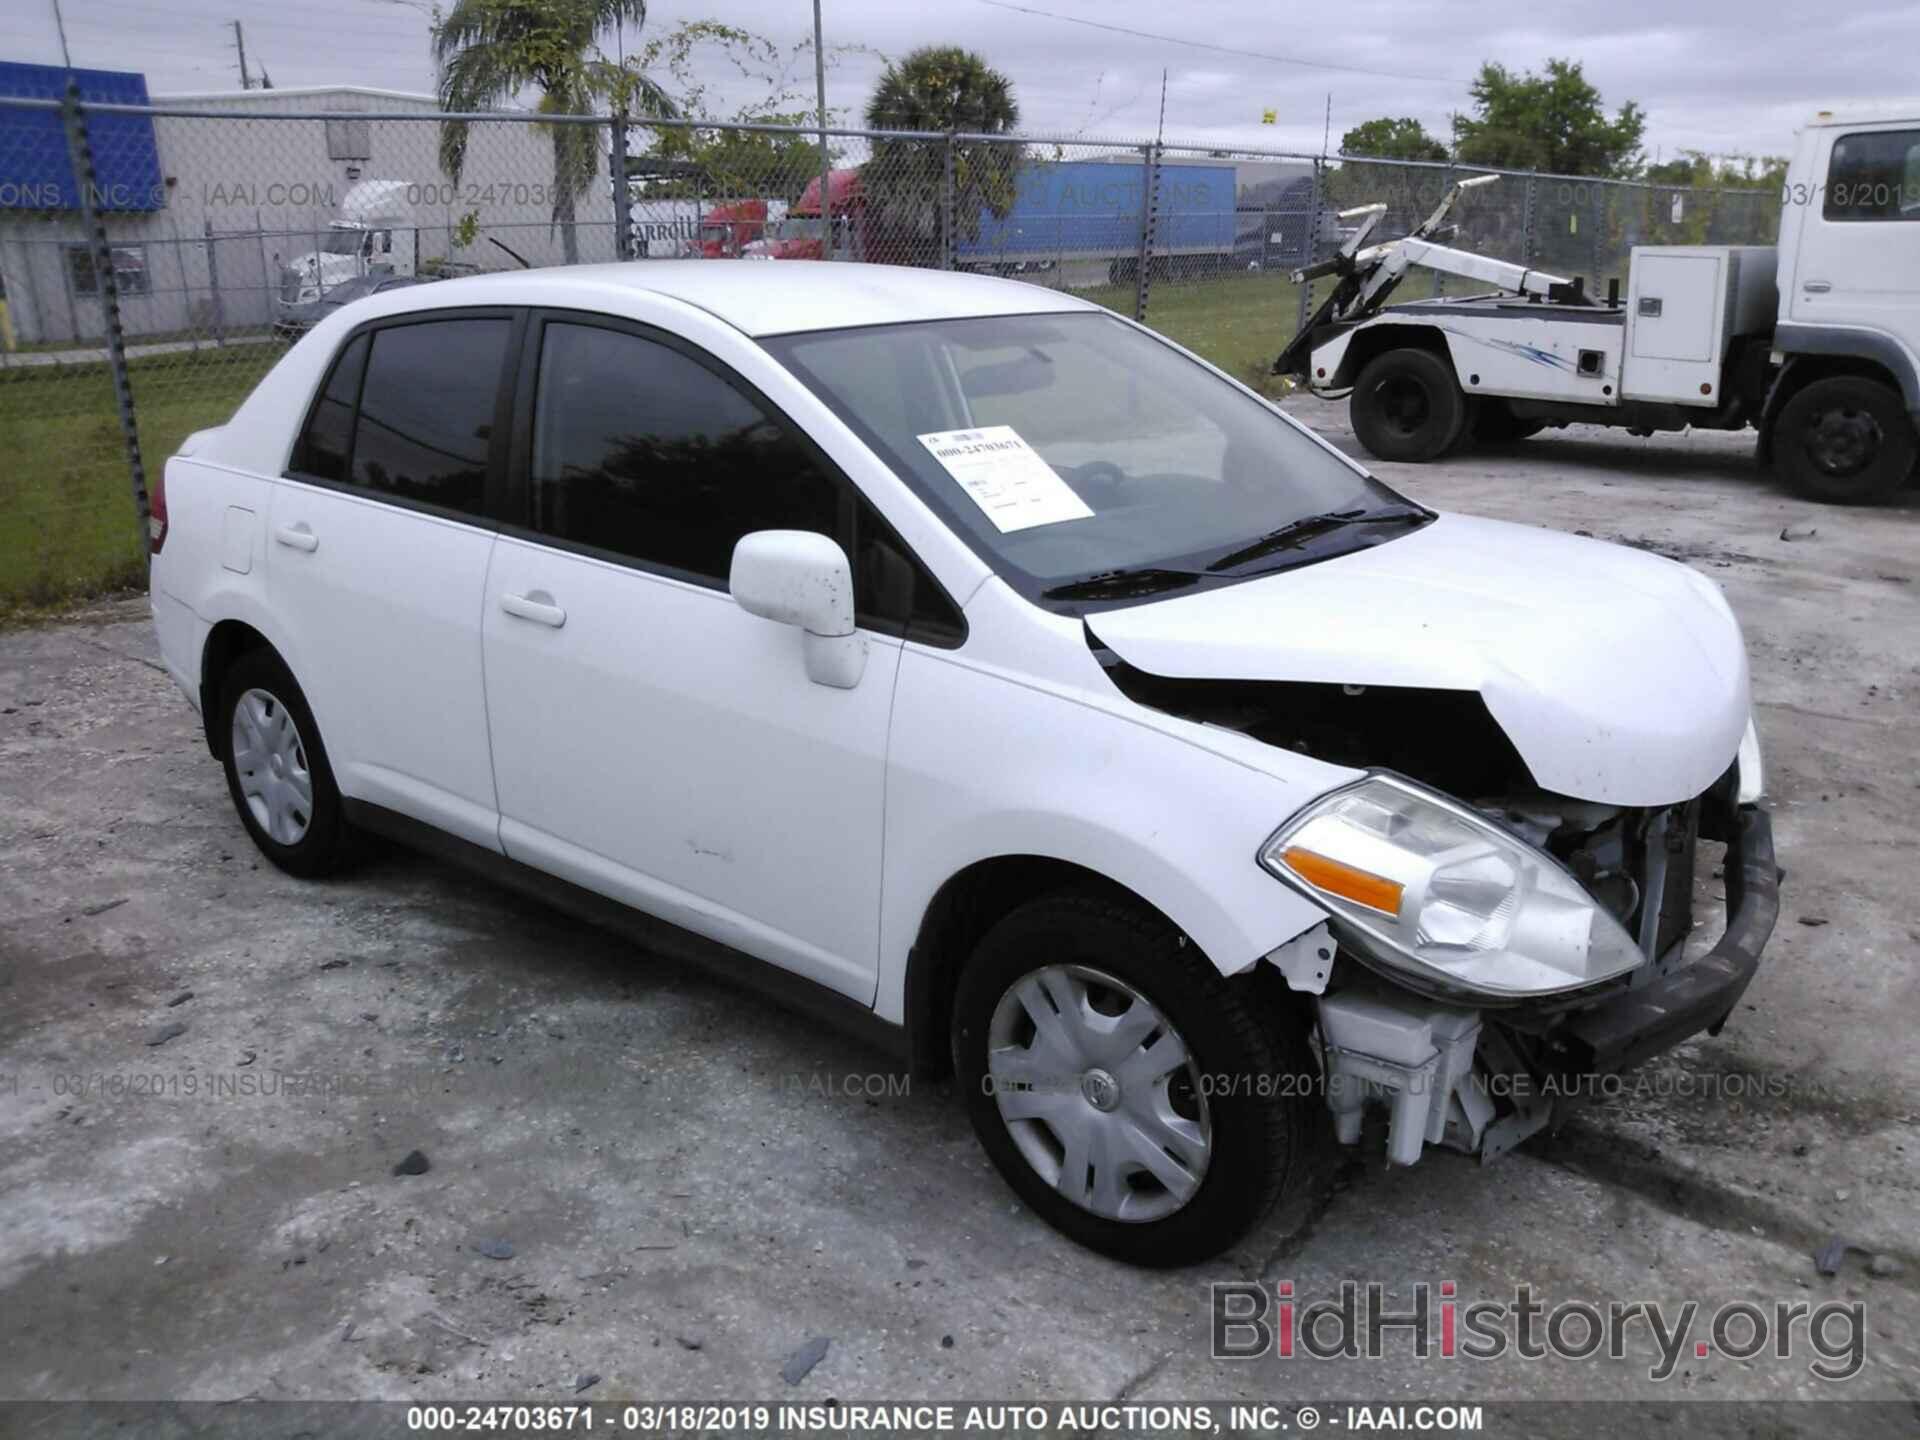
[854,513,967,644]
[529,322,842,584]
[351,318,509,515]
[1824,129,1920,220]
[290,333,367,483]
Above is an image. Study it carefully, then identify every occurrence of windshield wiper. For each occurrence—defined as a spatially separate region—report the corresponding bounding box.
[1039,567,1204,602]
[1203,506,1426,573]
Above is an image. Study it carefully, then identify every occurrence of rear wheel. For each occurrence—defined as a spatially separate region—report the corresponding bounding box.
[952,891,1313,1266]
[1350,347,1469,462]
[218,648,352,877]
[1774,375,1916,505]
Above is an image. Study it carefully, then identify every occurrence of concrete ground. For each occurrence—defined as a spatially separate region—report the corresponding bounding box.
[2,409,1917,1427]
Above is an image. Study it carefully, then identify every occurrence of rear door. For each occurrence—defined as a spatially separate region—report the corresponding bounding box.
[479,313,952,1002]
[269,310,518,849]
[1791,123,1920,361]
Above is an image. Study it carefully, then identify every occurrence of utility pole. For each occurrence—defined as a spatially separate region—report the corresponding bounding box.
[231,20,253,91]
[50,0,74,68]
[813,0,832,257]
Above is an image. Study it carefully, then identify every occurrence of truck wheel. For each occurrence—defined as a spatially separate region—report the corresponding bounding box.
[952,891,1315,1266]
[1471,401,1546,446]
[1774,376,1916,505]
[1351,348,1469,462]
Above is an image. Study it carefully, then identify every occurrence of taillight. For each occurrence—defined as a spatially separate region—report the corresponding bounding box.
[148,468,169,554]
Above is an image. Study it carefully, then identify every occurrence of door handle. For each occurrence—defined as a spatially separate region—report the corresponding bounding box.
[274,524,319,552]
[500,591,566,628]
[1802,280,1832,294]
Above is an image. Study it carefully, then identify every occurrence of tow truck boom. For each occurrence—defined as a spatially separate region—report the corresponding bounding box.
[1275,175,1575,381]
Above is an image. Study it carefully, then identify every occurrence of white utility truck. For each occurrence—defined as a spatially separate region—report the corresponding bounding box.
[277,179,419,315]
[1274,108,1920,504]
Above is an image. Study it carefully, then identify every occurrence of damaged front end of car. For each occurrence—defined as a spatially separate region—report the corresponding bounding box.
[1099,653,1780,1170]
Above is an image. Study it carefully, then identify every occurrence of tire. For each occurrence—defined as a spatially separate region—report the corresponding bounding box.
[1350,347,1470,462]
[1470,401,1546,446]
[218,648,353,877]
[952,891,1314,1267]
[1774,375,1916,505]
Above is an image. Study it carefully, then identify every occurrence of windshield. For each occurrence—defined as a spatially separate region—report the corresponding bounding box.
[763,312,1422,607]
[321,230,367,256]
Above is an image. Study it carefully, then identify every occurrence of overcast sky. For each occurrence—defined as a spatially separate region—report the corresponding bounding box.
[8,0,1918,161]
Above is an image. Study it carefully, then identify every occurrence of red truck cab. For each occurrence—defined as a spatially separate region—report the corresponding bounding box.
[697,199,769,259]
[763,169,865,261]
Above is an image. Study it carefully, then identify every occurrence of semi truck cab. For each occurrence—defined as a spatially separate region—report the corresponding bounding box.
[277,179,418,318]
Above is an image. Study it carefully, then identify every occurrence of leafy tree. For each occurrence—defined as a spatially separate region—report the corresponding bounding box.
[626,20,870,203]
[432,0,676,264]
[862,46,1023,266]
[1645,150,1788,191]
[1340,117,1448,163]
[1452,59,1645,178]
[1634,150,1787,248]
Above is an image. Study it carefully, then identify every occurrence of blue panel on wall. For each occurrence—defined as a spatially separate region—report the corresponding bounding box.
[0,62,165,211]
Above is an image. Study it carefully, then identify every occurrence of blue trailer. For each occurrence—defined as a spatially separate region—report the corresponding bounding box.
[955,158,1239,277]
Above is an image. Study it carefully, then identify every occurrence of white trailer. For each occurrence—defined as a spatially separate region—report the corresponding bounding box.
[1275,107,1920,504]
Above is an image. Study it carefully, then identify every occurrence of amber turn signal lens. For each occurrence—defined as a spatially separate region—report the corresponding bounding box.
[1281,846,1405,916]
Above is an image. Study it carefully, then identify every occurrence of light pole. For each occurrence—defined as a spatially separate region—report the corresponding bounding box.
[813,0,832,256]
[51,0,74,67]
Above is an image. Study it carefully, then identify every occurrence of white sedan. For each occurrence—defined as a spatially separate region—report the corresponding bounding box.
[149,261,1777,1264]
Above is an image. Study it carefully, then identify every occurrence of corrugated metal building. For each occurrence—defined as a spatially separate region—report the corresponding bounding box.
[0,68,618,345]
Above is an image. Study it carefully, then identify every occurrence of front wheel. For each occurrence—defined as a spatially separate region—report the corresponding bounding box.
[1773,375,1916,505]
[952,892,1313,1266]
[1350,347,1470,462]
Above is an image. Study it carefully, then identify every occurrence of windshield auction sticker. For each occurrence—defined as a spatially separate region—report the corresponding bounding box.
[917,426,1095,533]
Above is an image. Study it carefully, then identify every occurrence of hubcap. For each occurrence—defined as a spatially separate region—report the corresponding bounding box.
[1804,406,1882,477]
[230,687,314,845]
[986,964,1211,1223]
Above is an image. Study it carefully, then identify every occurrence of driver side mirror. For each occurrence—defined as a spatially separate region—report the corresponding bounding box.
[729,531,867,689]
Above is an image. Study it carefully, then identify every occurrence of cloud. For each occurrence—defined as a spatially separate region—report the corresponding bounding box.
[4,0,1913,162]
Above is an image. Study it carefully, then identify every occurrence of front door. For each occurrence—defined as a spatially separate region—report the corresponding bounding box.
[480,316,904,1002]
[1791,123,1920,361]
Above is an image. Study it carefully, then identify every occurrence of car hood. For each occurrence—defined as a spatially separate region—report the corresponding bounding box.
[1084,512,1751,806]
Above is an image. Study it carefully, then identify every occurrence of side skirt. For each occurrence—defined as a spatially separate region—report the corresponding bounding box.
[341,799,914,1069]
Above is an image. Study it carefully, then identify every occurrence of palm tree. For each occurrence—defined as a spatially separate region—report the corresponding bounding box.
[433,0,676,264]
[862,46,1022,267]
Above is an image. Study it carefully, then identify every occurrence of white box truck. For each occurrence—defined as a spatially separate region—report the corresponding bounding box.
[1275,107,1920,504]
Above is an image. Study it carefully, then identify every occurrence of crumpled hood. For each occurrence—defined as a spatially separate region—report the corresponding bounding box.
[1085,513,1751,806]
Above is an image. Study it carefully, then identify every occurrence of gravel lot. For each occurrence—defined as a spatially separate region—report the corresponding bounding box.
[2,406,1916,1427]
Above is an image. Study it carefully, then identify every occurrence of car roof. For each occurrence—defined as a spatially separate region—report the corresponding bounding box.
[347,260,1098,337]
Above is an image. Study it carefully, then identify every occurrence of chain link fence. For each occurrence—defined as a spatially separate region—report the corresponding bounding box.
[0,92,1783,611]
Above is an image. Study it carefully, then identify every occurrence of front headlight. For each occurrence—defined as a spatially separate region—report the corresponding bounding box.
[1260,775,1644,1000]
